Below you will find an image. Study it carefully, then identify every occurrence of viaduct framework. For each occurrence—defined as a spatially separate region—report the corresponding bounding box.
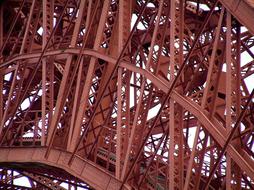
[0,0,254,189]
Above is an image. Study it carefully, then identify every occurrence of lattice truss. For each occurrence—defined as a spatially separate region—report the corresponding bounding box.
[0,0,254,189]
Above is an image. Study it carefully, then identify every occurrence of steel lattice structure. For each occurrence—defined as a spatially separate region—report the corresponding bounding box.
[0,0,254,189]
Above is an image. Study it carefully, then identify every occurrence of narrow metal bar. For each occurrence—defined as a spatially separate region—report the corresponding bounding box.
[0,3,3,125]
[67,58,84,151]
[235,21,243,189]
[0,3,3,54]
[115,0,131,179]
[116,68,123,179]
[169,0,176,189]
[225,10,232,190]
[41,0,54,146]
[0,67,19,136]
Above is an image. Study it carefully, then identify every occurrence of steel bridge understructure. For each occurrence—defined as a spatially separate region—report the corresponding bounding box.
[0,0,254,189]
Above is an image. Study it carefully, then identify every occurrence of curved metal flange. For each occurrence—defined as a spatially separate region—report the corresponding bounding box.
[0,147,130,190]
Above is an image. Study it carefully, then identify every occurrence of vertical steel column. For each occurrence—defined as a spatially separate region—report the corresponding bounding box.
[169,0,176,188]
[225,10,232,190]
[169,1,184,189]
[234,20,242,190]
[116,67,123,179]
[116,0,132,180]
[42,0,54,146]
[0,3,3,124]
[0,3,2,52]
[116,0,125,179]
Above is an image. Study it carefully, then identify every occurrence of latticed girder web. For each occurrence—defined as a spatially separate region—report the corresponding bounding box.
[0,164,91,190]
[0,0,254,189]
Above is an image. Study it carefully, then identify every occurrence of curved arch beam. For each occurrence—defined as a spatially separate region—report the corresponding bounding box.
[0,48,118,69]
[171,91,254,180]
[0,147,129,190]
[128,65,254,181]
[121,62,254,180]
[119,60,254,180]
[1,49,253,182]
